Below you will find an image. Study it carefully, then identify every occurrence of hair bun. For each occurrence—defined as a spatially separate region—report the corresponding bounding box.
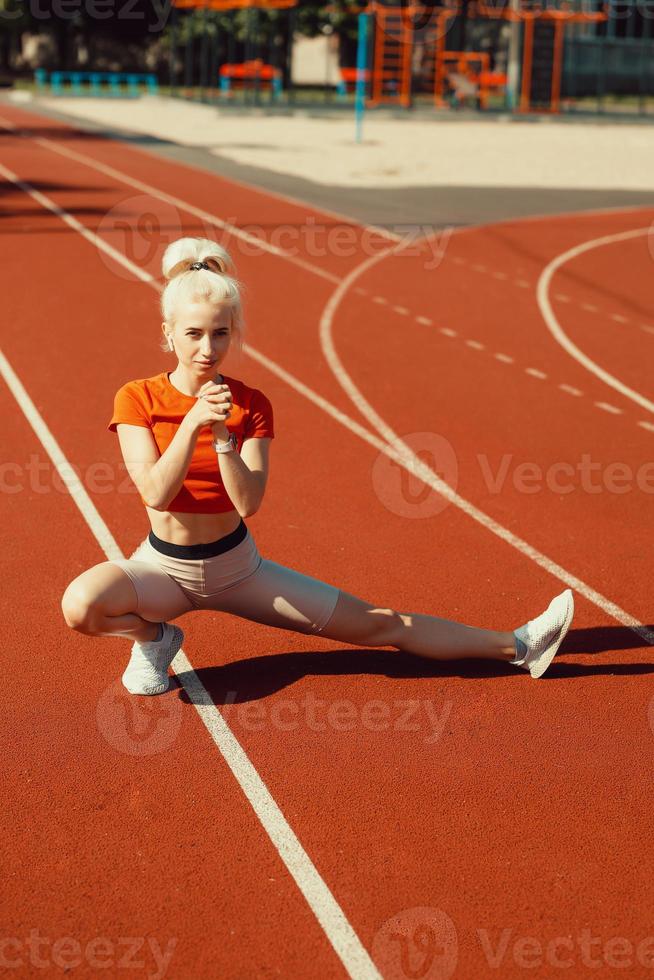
[162,238,233,281]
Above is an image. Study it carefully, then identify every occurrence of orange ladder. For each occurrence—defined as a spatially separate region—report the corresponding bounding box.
[368,5,414,107]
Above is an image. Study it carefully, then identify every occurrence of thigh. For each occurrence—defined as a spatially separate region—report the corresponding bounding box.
[107,557,195,622]
[209,558,341,635]
[62,561,142,619]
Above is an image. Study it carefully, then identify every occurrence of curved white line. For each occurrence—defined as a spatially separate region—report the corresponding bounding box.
[319,245,654,647]
[537,227,654,414]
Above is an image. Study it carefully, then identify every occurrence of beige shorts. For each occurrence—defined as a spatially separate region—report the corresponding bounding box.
[109,519,341,635]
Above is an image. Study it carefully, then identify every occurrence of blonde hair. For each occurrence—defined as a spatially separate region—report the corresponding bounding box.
[159,237,244,354]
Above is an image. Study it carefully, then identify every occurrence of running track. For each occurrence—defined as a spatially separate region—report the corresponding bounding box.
[2,104,654,979]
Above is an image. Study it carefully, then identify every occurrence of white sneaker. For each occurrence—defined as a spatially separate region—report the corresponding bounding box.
[513,589,574,679]
[121,623,184,696]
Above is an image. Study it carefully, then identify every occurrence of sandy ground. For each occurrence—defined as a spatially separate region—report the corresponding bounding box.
[11,91,654,191]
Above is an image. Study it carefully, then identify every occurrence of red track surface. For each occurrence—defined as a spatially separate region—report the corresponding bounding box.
[2,104,654,979]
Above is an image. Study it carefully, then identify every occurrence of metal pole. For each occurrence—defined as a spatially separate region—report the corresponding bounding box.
[169,3,178,97]
[209,11,219,103]
[286,4,296,106]
[199,4,209,102]
[506,0,521,110]
[252,7,260,107]
[355,11,369,143]
[184,11,193,96]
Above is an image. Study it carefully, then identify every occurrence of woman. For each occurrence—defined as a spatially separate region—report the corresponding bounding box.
[61,237,574,695]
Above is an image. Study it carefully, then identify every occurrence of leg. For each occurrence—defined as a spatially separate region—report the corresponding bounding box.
[205,556,514,662]
[318,591,516,662]
[61,560,194,643]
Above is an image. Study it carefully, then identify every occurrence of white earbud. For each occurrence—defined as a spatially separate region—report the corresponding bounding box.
[167,337,174,352]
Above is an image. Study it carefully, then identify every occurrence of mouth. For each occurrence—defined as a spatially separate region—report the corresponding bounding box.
[196,360,216,367]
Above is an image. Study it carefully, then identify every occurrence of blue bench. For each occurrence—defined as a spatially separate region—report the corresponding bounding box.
[35,70,158,97]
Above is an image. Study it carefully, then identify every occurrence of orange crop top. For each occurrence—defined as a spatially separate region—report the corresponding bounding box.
[108,371,274,513]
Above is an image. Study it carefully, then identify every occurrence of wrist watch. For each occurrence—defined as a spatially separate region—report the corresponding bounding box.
[212,432,237,454]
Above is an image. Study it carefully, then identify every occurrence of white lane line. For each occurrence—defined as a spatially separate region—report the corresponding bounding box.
[415,315,432,326]
[595,401,623,415]
[0,166,384,980]
[559,383,583,396]
[471,263,488,273]
[610,313,628,324]
[515,279,530,288]
[638,420,654,432]
[0,114,401,250]
[373,296,388,305]
[0,118,341,287]
[393,305,409,315]
[537,227,654,415]
[466,340,485,350]
[555,294,571,302]
[641,325,654,335]
[318,243,654,649]
[525,368,548,380]
[492,272,508,280]
[495,353,514,364]
[452,256,466,264]
[440,327,458,338]
[581,303,599,313]
[0,162,155,284]
[0,350,124,560]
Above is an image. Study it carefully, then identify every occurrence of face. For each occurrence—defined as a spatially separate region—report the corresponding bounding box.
[165,300,233,376]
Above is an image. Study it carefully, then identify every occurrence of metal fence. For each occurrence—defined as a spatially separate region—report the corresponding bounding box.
[562,35,654,113]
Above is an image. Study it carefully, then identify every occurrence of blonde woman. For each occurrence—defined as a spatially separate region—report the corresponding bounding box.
[61,237,574,695]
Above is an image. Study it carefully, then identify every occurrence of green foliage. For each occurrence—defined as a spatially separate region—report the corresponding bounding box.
[295,1,368,41]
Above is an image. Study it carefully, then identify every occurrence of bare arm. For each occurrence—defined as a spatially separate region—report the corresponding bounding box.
[214,436,271,518]
[117,422,270,516]
[117,414,202,511]
[116,381,271,514]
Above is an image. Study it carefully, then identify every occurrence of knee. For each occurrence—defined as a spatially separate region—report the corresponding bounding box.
[60,583,100,634]
[368,607,405,647]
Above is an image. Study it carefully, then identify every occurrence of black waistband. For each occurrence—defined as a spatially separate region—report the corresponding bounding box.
[148,518,248,560]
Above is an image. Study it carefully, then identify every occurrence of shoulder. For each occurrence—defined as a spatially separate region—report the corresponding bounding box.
[113,373,167,405]
[224,375,275,439]
[108,374,166,432]
[224,375,272,409]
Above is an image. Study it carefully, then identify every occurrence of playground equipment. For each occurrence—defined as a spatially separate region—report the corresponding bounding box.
[366,2,460,108]
[360,0,608,113]
[170,0,296,103]
[219,59,283,99]
[337,67,370,98]
[471,0,608,112]
[34,69,158,97]
[434,52,507,108]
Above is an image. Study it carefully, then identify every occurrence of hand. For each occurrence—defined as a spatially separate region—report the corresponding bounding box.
[185,380,232,437]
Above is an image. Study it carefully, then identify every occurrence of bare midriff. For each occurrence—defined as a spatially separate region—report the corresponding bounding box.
[145,506,242,546]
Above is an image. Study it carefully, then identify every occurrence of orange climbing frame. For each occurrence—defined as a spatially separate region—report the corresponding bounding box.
[471,0,607,113]
[173,0,296,8]
[365,2,459,108]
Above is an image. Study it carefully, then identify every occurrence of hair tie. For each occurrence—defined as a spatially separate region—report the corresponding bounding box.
[189,260,210,271]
